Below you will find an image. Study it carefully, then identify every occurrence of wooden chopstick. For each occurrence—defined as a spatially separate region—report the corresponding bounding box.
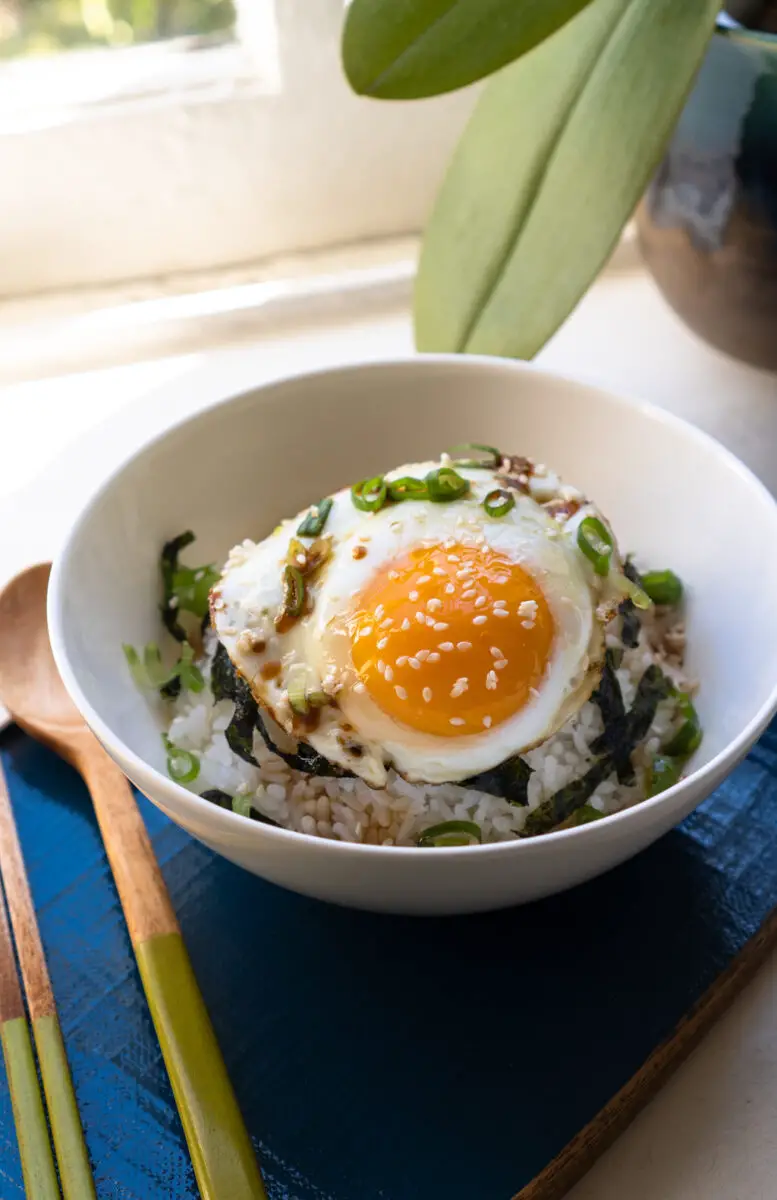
[0,760,95,1200]
[0,875,60,1199]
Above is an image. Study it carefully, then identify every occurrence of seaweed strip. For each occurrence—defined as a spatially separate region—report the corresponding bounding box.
[619,558,643,649]
[226,678,261,767]
[523,757,614,837]
[160,676,182,700]
[592,649,630,784]
[200,788,280,827]
[210,641,239,703]
[591,664,672,782]
[463,755,533,807]
[253,711,353,779]
[160,531,195,642]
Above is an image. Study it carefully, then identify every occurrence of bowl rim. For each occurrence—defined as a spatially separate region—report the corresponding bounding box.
[48,353,777,859]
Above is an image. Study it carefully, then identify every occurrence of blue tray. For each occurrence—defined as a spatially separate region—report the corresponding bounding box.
[2,720,777,1200]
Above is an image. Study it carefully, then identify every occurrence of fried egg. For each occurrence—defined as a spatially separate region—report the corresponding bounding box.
[211,457,627,787]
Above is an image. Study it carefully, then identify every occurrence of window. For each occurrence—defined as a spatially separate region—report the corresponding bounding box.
[0,0,476,298]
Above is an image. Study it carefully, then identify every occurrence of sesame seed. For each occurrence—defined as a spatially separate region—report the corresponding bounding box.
[521,620,536,629]
[490,646,504,658]
[408,657,421,670]
[384,665,394,682]
[493,599,507,608]
[462,589,477,600]
[433,622,449,632]
[360,626,373,638]
[427,598,442,612]
[377,660,385,675]
[473,615,487,626]
[449,717,465,727]
[495,659,508,670]
[447,554,460,562]
[401,618,410,631]
[416,649,430,662]
[380,617,393,629]
[296,553,307,566]
[518,600,538,617]
[374,604,385,619]
[388,570,399,580]
[395,685,408,700]
[354,682,367,694]
[456,567,473,579]
[439,642,454,652]
[416,613,426,625]
[496,575,509,584]
[423,687,433,703]
[377,637,389,651]
[486,670,498,690]
[397,655,408,667]
[409,590,419,602]
[427,652,440,664]
[418,575,431,585]
[493,609,509,618]
[475,596,487,609]
[483,715,492,728]
[445,583,455,595]
[457,641,472,651]
[433,567,446,577]
[450,677,469,698]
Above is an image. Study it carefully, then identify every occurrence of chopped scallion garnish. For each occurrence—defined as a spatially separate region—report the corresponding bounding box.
[424,466,470,503]
[448,443,502,468]
[163,735,200,784]
[417,820,482,848]
[641,569,683,607]
[351,475,388,512]
[576,516,614,577]
[297,497,333,538]
[287,663,310,714]
[123,641,204,694]
[482,488,515,518]
[646,754,683,797]
[231,794,253,818]
[282,564,306,619]
[387,476,429,502]
[160,531,219,641]
[663,692,702,757]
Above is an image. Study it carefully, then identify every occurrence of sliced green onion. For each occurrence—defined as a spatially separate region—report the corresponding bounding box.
[576,516,614,577]
[307,690,332,708]
[561,804,606,828]
[417,820,482,848]
[163,736,200,784]
[351,475,387,512]
[282,564,306,618]
[287,663,310,715]
[424,466,470,503]
[483,488,515,518]
[617,573,653,611]
[646,754,683,797]
[387,476,429,502]
[231,793,253,818]
[123,642,204,694]
[663,693,702,758]
[297,497,333,538]
[641,569,684,607]
[177,643,205,694]
[448,443,502,468]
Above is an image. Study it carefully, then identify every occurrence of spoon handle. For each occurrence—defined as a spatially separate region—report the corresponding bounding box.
[79,740,267,1200]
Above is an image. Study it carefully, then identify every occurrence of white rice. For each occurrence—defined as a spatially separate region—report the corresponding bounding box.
[166,612,691,846]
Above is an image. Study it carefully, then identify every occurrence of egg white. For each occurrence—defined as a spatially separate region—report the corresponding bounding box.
[212,460,625,787]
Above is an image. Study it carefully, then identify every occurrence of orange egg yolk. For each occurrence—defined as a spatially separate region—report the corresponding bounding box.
[349,542,555,737]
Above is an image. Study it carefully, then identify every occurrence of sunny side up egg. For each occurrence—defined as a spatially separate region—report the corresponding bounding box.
[211,457,627,787]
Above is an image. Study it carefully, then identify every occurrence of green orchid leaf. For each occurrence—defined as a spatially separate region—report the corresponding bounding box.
[342,0,597,100]
[414,0,720,358]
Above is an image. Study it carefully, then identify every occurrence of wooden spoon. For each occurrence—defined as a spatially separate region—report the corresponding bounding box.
[0,563,267,1200]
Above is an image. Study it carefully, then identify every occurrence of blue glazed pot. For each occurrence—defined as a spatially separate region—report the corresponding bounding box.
[637,21,777,370]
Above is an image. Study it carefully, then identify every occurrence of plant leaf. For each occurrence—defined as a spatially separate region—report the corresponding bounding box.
[342,0,597,100]
[414,0,720,358]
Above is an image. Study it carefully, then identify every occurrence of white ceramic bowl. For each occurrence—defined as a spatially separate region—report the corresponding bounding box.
[49,357,777,915]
